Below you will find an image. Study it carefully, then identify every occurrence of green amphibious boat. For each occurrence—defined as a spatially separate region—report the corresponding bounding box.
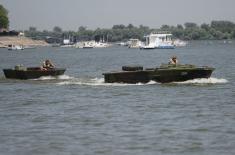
[103,64,215,84]
[3,66,66,80]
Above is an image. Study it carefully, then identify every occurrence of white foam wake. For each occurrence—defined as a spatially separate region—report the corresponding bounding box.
[56,77,227,87]
[56,78,158,86]
[33,75,74,80]
[174,77,228,84]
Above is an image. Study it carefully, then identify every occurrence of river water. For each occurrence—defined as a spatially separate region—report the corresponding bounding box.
[0,41,234,155]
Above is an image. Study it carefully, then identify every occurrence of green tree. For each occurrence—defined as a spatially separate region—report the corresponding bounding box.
[112,24,125,30]
[160,25,170,31]
[201,23,210,31]
[127,24,134,29]
[232,30,235,39]
[184,22,198,29]
[0,4,9,29]
[78,26,87,32]
[176,24,184,30]
[53,26,62,33]
[211,20,235,33]
[29,26,37,32]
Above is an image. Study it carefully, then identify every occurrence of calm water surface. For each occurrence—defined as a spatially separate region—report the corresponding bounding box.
[0,41,234,155]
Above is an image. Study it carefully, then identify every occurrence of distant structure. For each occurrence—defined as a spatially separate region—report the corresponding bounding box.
[0,29,19,36]
[63,39,70,45]
[140,31,175,49]
[18,32,24,37]
[128,39,142,48]
[0,28,8,33]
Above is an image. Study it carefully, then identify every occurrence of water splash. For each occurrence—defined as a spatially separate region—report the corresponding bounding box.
[56,78,158,86]
[56,77,227,87]
[174,77,228,84]
[34,75,74,80]
[57,75,74,80]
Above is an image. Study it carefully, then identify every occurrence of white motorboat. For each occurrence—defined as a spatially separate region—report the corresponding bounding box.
[8,44,24,50]
[75,40,111,48]
[75,41,94,48]
[94,41,111,48]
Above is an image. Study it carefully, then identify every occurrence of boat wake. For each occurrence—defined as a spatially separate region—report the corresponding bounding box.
[56,77,228,86]
[56,78,158,86]
[174,77,228,84]
[25,74,228,86]
[33,75,74,80]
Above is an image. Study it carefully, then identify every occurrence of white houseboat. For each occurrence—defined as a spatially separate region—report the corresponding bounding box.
[140,32,175,49]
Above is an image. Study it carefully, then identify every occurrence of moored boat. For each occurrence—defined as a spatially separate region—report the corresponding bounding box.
[140,32,175,49]
[8,44,24,50]
[3,65,66,80]
[103,64,215,84]
[128,39,142,48]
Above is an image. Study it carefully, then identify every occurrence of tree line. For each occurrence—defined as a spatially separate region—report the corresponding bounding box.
[0,4,9,29]
[24,21,235,43]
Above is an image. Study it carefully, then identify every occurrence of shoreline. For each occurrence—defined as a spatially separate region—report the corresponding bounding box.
[0,36,48,48]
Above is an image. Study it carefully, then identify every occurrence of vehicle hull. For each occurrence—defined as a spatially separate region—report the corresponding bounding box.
[3,67,66,80]
[103,65,214,84]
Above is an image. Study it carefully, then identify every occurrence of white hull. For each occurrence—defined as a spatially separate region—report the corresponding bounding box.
[75,41,111,48]
[8,45,24,50]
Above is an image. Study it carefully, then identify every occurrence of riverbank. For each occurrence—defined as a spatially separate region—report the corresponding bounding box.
[0,36,48,48]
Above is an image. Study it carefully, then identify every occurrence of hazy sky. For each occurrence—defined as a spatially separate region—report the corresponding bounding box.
[1,0,235,31]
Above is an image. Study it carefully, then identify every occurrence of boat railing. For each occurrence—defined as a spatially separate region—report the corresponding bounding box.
[159,64,196,69]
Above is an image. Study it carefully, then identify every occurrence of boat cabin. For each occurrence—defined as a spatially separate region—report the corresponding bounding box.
[142,31,174,49]
[128,39,142,48]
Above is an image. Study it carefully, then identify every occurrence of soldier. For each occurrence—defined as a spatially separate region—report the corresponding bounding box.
[42,59,54,69]
[169,56,178,65]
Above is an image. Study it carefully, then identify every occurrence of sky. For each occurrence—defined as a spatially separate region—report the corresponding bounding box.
[1,0,235,31]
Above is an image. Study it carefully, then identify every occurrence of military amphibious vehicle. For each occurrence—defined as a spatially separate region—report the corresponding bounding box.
[103,64,215,84]
[3,66,66,80]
